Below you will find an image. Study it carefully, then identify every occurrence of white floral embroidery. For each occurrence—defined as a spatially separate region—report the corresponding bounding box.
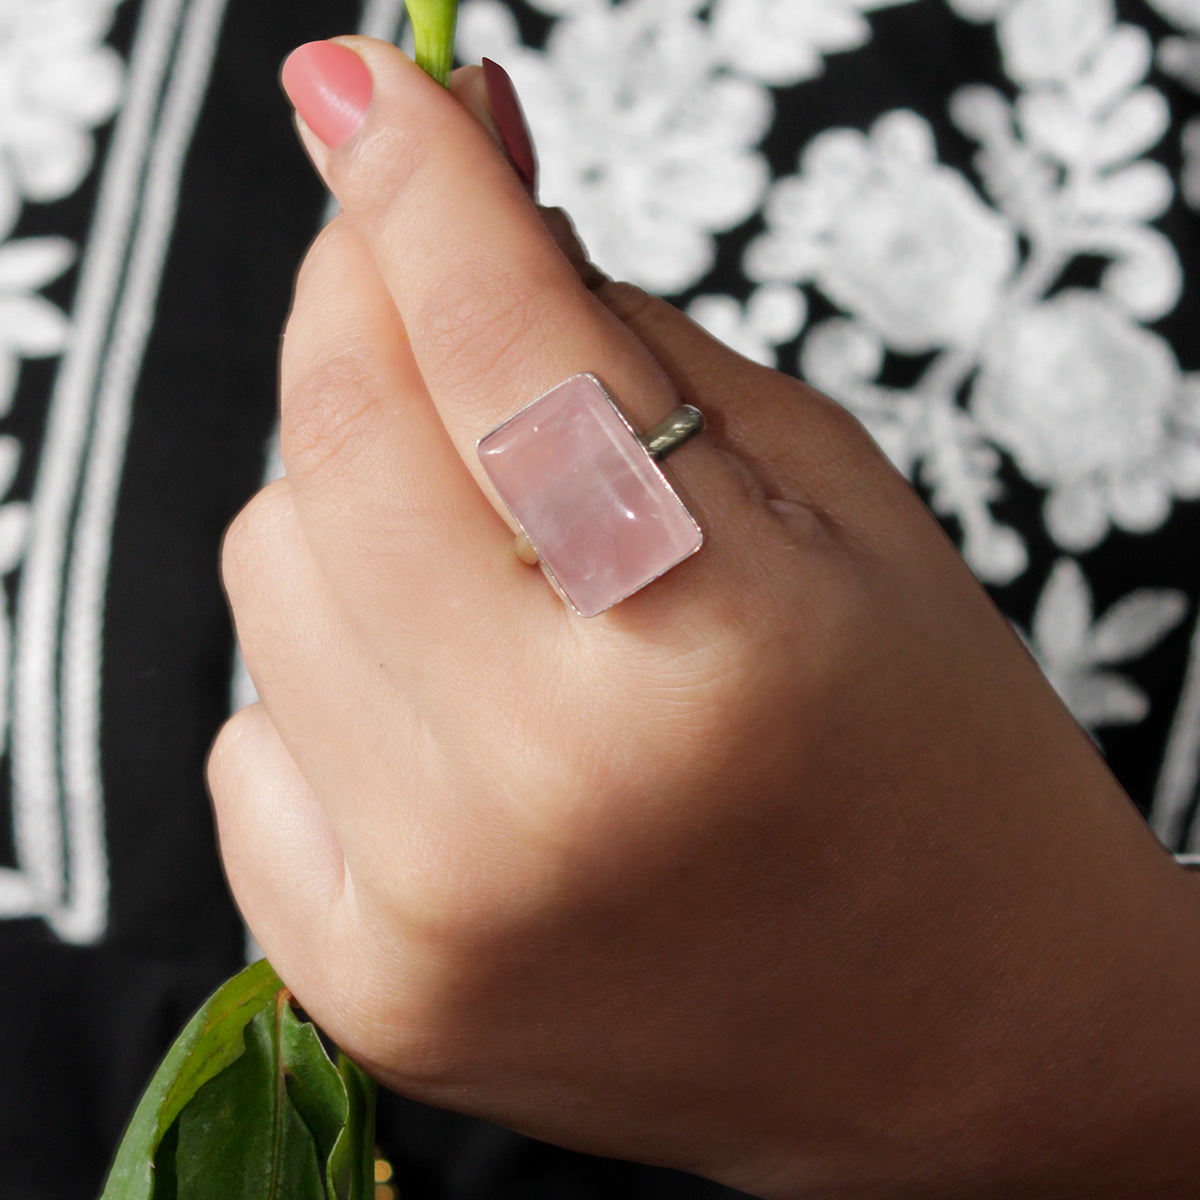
[0,0,125,212]
[686,283,805,367]
[708,0,918,86]
[972,292,1200,550]
[0,0,121,413]
[460,0,920,294]
[995,0,1112,85]
[1021,558,1187,735]
[0,0,125,939]
[459,0,771,293]
[0,0,101,811]
[749,0,1188,584]
[746,112,1017,354]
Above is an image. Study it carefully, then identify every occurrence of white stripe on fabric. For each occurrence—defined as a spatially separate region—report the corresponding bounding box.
[9,0,186,939]
[57,0,230,944]
[7,0,229,943]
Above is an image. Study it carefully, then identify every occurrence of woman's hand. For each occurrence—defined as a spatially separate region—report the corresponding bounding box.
[207,38,1200,1199]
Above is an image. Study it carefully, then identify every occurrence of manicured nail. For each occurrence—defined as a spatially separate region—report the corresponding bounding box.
[482,58,537,195]
[281,41,372,150]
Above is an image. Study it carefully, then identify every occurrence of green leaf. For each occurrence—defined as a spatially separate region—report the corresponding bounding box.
[404,0,460,87]
[100,959,284,1200]
[100,960,379,1200]
[161,998,336,1200]
[279,1005,351,1199]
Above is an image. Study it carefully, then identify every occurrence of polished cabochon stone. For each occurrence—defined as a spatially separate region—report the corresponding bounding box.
[477,374,702,616]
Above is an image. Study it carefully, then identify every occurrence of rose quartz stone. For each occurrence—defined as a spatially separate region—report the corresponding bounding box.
[478,374,702,616]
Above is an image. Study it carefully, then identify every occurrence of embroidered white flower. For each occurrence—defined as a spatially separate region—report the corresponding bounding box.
[0,0,124,212]
[1021,558,1187,734]
[996,0,1112,85]
[971,291,1200,550]
[708,0,918,85]
[458,0,771,294]
[0,231,73,417]
[746,111,1017,354]
[686,284,806,367]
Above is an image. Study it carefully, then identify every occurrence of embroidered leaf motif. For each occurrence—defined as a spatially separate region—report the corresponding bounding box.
[1022,559,1187,734]
[1032,559,1091,665]
[0,503,29,575]
[0,236,75,290]
[1086,590,1188,663]
[0,295,70,356]
[0,2,125,205]
[1074,161,1173,221]
[1092,87,1170,167]
[1065,670,1150,727]
[1076,25,1151,111]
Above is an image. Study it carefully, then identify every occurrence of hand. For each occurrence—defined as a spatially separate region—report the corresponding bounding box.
[208,38,1200,1199]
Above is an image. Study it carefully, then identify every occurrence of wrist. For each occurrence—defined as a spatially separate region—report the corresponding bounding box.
[729,855,1200,1200]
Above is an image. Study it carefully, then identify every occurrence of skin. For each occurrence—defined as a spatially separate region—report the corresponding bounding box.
[207,38,1200,1199]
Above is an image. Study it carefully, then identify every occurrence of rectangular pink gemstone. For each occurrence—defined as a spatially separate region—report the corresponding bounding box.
[477,374,702,617]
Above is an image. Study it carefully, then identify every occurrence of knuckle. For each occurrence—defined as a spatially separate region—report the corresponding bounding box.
[204,703,260,807]
[292,213,356,305]
[219,478,296,605]
[336,118,431,228]
[280,349,386,485]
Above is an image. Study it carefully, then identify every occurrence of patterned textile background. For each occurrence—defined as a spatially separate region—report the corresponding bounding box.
[0,0,1196,1196]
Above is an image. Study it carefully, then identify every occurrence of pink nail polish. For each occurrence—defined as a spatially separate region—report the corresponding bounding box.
[482,58,537,195]
[281,41,372,150]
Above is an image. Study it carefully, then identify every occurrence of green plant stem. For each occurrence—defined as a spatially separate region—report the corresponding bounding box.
[338,1051,378,1200]
[413,27,454,87]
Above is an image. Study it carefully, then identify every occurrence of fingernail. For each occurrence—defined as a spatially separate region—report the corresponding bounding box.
[482,58,537,195]
[281,41,372,150]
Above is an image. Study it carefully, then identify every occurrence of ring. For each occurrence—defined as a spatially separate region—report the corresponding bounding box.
[476,373,704,616]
